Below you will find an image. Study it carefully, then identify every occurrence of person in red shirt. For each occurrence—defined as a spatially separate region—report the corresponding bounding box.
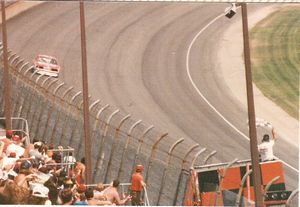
[130,165,146,205]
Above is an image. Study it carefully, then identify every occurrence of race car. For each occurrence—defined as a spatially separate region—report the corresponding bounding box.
[33,55,61,77]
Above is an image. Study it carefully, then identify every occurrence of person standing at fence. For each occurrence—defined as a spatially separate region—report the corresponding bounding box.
[103,179,131,205]
[130,165,146,205]
[258,132,277,162]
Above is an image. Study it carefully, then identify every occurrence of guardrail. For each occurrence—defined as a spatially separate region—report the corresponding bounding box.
[0,42,219,205]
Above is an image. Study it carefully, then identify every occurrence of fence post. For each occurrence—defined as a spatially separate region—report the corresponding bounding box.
[67,95,92,148]
[7,53,16,62]
[42,82,65,138]
[90,104,109,142]
[117,119,142,180]
[203,150,217,165]
[48,82,68,141]
[10,55,20,66]
[157,138,184,205]
[90,105,110,180]
[33,77,58,137]
[48,86,76,144]
[89,99,100,112]
[263,176,280,201]
[18,62,29,73]
[130,125,154,176]
[215,158,239,206]
[190,148,207,169]
[144,132,168,185]
[21,70,42,120]
[235,169,253,206]
[173,144,200,206]
[104,114,131,183]
[93,109,119,181]
[28,73,47,133]
[286,188,299,207]
[23,66,34,76]
[40,82,66,141]
[14,58,24,68]
[74,96,92,155]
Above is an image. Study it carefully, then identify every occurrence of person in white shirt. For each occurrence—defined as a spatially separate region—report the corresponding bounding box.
[258,133,277,162]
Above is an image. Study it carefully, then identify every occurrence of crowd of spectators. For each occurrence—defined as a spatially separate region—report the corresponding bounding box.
[0,130,134,205]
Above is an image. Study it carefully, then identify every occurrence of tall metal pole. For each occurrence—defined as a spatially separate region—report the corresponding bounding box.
[79,0,91,184]
[241,3,263,206]
[1,0,12,130]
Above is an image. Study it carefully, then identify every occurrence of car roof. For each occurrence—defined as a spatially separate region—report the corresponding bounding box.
[37,54,57,60]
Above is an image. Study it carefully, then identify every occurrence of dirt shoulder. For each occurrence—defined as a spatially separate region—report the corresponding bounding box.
[218,4,299,146]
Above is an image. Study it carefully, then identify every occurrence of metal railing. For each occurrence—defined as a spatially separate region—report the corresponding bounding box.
[45,146,75,177]
[0,117,30,145]
[86,182,150,206]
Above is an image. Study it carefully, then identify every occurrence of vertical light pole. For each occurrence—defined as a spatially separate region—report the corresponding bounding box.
[241,3,263,206]
[1,0,12,130]
[79,0,91,184]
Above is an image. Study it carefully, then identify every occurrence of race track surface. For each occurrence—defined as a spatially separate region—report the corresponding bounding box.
[6,2,298,190]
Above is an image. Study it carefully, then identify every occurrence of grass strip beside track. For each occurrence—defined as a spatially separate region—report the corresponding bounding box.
[250,6,300,119]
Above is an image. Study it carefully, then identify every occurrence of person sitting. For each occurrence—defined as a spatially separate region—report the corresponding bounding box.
[103,180,131,205]
[258,134,277,162]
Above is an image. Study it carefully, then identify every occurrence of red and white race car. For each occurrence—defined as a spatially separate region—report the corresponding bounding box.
[33,55,61,77]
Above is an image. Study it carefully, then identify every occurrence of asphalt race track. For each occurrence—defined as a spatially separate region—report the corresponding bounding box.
[6,2,298,191]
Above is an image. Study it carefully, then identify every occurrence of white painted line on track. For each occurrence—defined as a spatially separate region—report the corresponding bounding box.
[185,12,298,173]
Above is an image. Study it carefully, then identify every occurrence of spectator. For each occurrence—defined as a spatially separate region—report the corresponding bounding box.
[93,182,106,201]
[6,141,25,159]
[12,135,25,147]
[74,160,85,185]
[103,180,131,205]
[28,184,50,205]
[59,188,74,205]
[45,144,54,163]
[73,184,88,205]
[44,176,60,205]
[15,160,35,188]
[258,134,277,162]
[85,187,112,205]
[5,130,13,139]
[29,143,44,161]
[131,165,146,205]
[1,179,30,204]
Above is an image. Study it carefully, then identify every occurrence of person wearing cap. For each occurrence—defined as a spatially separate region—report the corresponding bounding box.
[258,133,277,162]
[28,184,51,205]
[130,165,146,206]
[15,160,36,188]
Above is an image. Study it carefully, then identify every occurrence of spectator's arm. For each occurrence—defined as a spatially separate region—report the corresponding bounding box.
[16,174,36,186]
[116,194,131,205]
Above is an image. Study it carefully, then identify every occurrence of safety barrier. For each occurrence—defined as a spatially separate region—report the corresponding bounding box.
[0,116,30,145]
[0,42,220,205]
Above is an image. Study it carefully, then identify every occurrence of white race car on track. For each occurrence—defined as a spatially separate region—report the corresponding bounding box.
[33,55,61,77]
